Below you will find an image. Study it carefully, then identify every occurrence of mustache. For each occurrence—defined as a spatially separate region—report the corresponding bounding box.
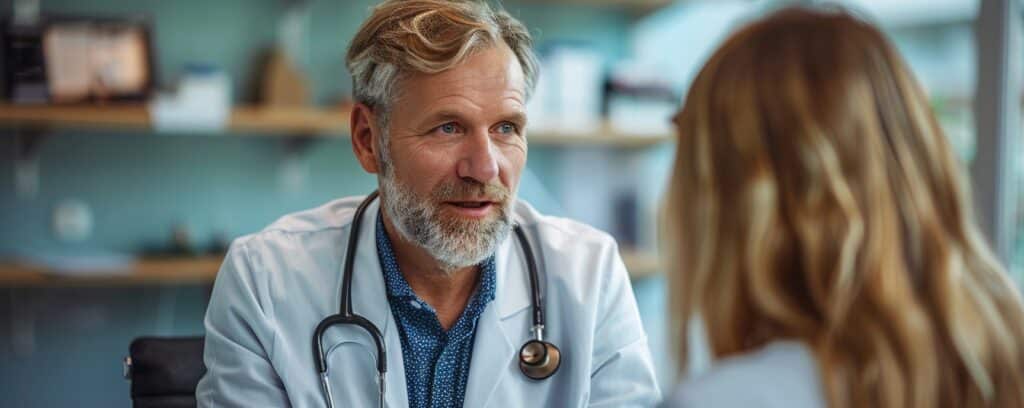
[433,179,511,203]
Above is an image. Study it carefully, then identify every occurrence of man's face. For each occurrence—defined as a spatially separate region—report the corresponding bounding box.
[378,44,528,271]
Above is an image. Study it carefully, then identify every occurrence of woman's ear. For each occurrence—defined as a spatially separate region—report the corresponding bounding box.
[350,103,382,174]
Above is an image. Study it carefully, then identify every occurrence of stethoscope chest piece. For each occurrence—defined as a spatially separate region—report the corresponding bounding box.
[518,339,561,380]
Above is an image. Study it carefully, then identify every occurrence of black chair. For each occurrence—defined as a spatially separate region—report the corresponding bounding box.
[124,336,207,408]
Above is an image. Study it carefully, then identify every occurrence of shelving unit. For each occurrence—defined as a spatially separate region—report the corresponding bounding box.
[0,103,668,287]
[0,103,672,147]
[0,250,659,287]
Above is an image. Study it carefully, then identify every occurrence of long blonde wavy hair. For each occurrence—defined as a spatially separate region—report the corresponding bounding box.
[664,7,1024,407]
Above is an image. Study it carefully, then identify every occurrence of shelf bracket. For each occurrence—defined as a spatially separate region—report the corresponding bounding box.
[277,134,320,192]
[8,288,37,356]
[13,127,46,200]
[282,133,320,157]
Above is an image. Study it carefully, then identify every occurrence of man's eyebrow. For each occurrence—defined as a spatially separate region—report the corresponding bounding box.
[499,112,528,125]
[420,110,466,124]
[418,110,528,126]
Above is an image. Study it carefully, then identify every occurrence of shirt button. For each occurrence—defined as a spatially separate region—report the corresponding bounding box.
[409,300,421,309]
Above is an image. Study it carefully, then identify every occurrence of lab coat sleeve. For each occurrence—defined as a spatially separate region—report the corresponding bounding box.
[196,239,291,407]
[588,241,662,407]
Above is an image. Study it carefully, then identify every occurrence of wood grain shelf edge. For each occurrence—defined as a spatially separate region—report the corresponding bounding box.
[0,250,659,286]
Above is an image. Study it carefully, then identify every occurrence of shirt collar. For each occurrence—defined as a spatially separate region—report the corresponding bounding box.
[375,210,497,303]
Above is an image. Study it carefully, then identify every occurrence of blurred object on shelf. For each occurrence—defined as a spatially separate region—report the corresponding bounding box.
[528,41,603,135]
[258,48,309,107]
[3,12,154,104]
[605,60,677,135]
[12,0,41,27]
[3,22,47,103]
[255,0,311,107]
[150,63,231,132]
[170,223,196,256]
[43,19,152,103]
[207,232,230,256]
[613,190,640,249]
[52,199,94,242]
[136,225,229,259]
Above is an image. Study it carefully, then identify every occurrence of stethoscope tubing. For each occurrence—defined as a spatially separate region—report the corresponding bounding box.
[312,190,551,407]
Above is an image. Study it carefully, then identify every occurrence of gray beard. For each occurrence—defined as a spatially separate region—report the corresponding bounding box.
[378,174,513,274]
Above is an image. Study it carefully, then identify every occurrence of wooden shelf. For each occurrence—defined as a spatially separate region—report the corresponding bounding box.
[0,250,659,287]
[229,107,348,136]
[0,103,349,136]
[0,103,672,146]
[0,256,223,287]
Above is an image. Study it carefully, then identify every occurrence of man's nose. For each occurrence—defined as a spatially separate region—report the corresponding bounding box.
[456,130,499,184]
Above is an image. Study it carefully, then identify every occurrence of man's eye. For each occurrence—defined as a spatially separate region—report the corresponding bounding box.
[496,123,518,134]
[438,123,458,134]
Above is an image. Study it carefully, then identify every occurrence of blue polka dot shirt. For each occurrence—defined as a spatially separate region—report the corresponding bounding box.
[375,211,497,408]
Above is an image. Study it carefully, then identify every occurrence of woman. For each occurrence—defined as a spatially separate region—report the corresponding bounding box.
[663,7,1024,408]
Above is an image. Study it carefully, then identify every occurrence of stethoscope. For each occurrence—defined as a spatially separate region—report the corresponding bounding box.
[312,190,561,408]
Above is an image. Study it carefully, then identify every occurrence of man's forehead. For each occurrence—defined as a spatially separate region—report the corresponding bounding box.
[397,45,527,106]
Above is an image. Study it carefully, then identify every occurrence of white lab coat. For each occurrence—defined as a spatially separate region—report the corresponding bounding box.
[196,195,661,407]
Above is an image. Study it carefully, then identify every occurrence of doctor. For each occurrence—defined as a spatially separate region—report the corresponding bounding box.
[196,0,660,407]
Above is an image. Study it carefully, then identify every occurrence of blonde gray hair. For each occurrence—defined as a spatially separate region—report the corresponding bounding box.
[345,0,538,122]
[665,7,1024,408]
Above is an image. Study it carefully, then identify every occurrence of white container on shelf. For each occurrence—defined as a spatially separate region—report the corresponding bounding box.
[608,96,675,136]
[150,64,232,133]
[606,60,678,136]
[527,43,603,135]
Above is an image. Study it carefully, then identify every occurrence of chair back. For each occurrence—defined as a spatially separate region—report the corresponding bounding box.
[125,336,206,408]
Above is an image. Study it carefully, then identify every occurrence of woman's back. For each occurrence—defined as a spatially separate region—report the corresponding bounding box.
[667,341,824,408]
[662,6,1024,408]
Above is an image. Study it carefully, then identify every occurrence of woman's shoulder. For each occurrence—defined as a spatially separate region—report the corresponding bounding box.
[663,341,826,408]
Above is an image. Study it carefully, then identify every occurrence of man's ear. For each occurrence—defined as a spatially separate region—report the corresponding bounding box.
[350,103,382,174]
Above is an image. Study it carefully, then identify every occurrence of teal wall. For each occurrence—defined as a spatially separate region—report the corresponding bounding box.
[0,0,637,405]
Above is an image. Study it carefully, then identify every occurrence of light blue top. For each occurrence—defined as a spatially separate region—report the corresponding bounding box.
[664,341,825,408]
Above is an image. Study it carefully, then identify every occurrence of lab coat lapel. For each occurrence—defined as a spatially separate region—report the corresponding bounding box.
[333,198,409,407]
[463,231,532,407]
[462,302,515,407]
